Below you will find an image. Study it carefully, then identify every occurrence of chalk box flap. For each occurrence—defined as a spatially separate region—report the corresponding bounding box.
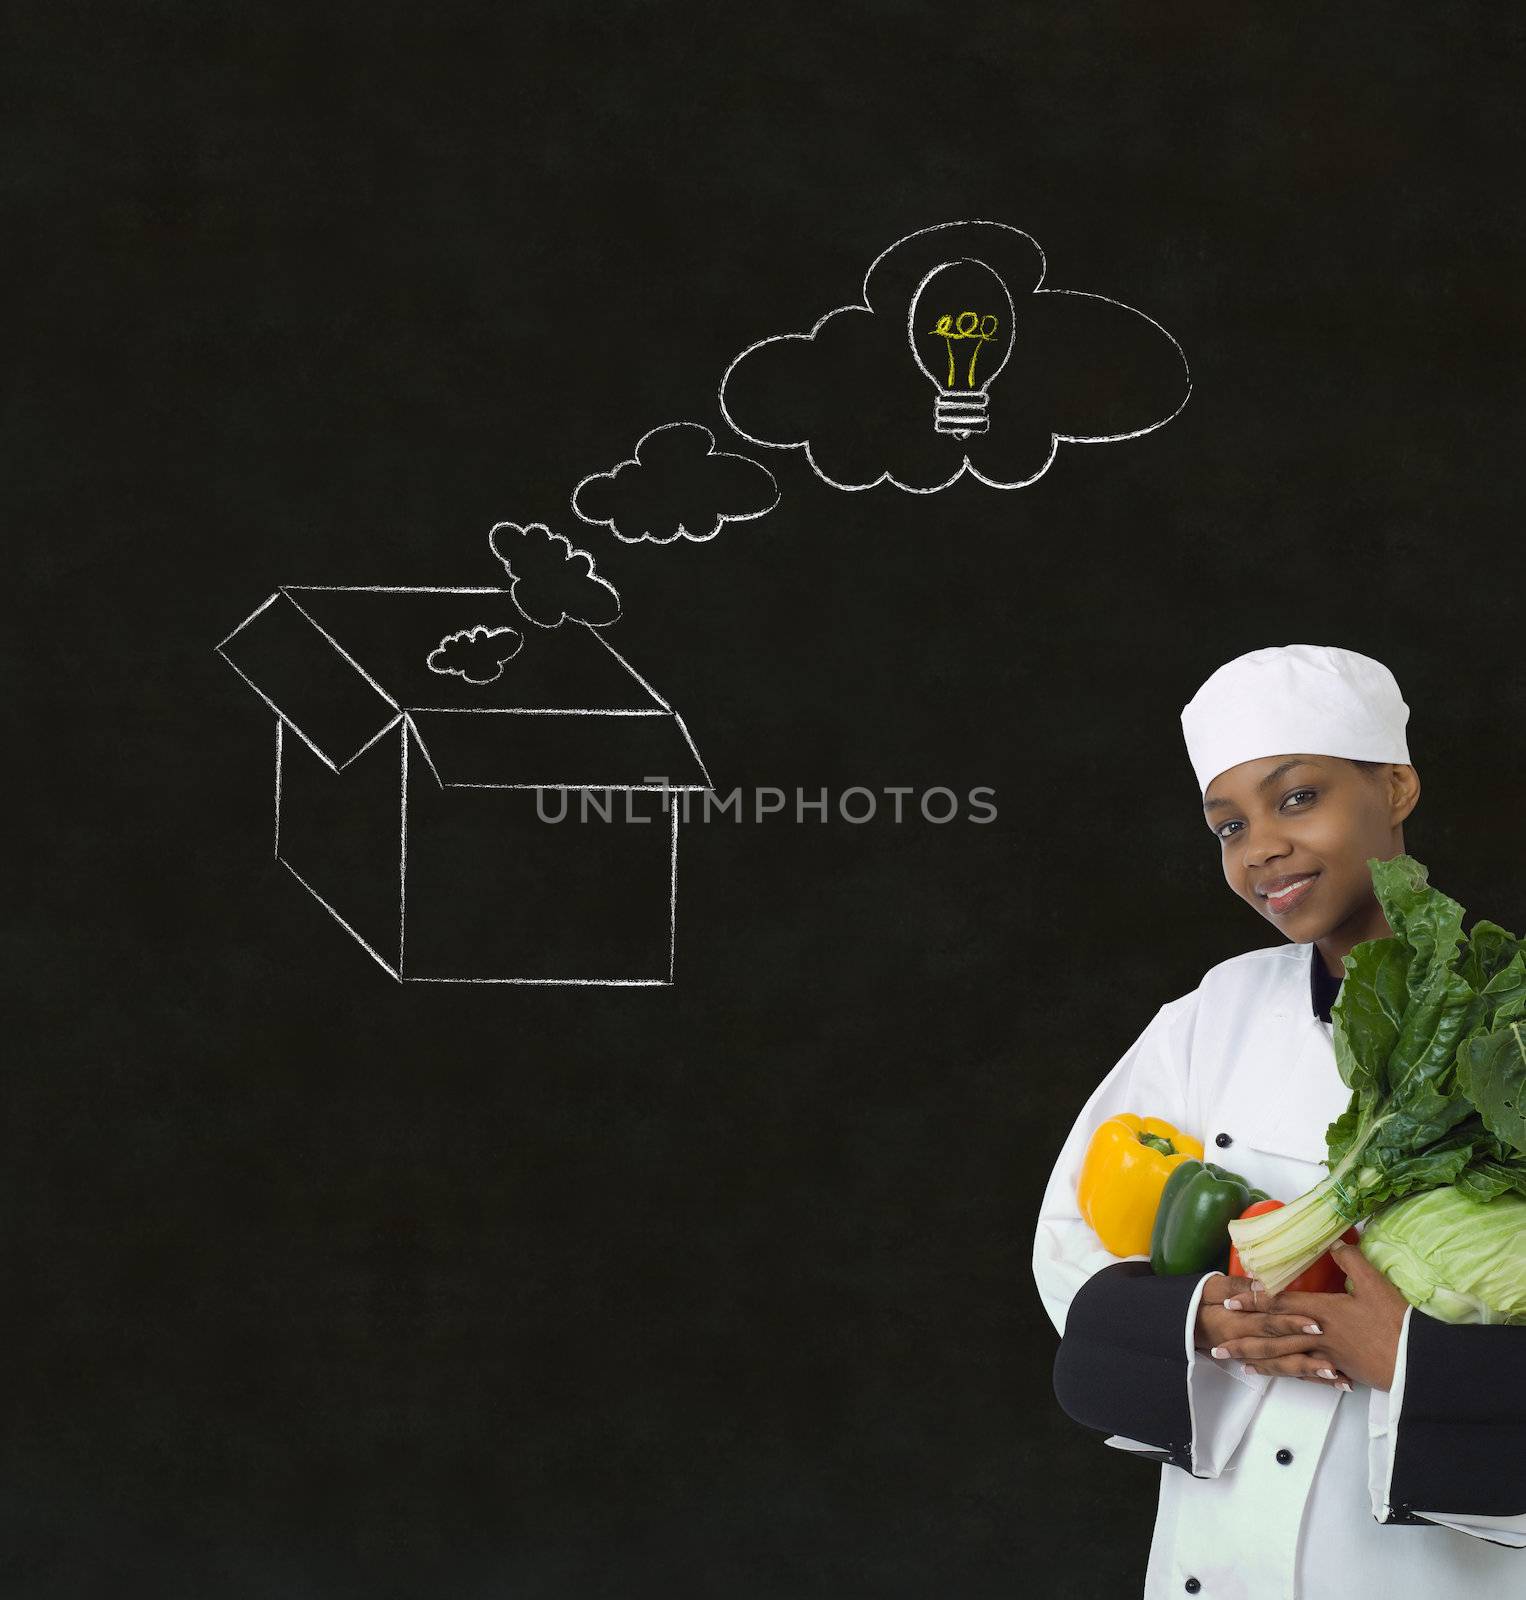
[282,588,660,714]
[218,591,399,769]
[408,708,710,789]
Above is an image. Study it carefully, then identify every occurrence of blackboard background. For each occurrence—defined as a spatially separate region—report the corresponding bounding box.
[13,5,1526,1596]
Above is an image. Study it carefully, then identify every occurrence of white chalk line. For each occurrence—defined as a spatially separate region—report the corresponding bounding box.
[279,588,401,712]
[218,649,341,774]
[1044,288,1194,445]
[403,715,445,790]
[287,585,511,595]
[667,802,678,983]
[670,711,714,791]
[403,977,673,986]
[277,859,402,982]
[408,706,668,716]
[273,719,283,858]
[214,590,281,655]
[339,712,405,771]
[442,781,711,791]
[399,720,408,977]
[582,623,672,711]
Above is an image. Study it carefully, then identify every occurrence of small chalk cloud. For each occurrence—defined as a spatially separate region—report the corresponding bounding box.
[718,220,1191,494]
[488,521,622,628]
[426,624,524,685]
[571,422,780,544]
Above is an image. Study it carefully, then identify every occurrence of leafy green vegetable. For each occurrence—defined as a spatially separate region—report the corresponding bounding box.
[1228,855,1526,1294]
[1457,997,1526,1155]
[1360,1185,1526,1324]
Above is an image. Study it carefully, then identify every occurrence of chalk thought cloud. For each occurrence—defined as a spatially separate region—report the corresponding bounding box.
[426,624,524,685]
[718,220,1191,494]
[488,522,622,628]
[572,422,779,544]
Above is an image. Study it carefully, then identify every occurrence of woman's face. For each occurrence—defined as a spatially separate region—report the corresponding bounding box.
[1202,753,1421,950]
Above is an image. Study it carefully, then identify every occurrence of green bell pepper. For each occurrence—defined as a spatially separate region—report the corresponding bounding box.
[1149,1159,1271,1276]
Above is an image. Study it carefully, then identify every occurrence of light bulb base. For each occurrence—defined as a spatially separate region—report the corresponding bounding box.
[934,392,989,438]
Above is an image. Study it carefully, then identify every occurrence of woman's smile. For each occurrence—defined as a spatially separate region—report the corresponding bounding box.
[1261,873,1320,916]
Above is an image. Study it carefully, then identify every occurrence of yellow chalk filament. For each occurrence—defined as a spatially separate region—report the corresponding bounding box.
[927,310,1000,389]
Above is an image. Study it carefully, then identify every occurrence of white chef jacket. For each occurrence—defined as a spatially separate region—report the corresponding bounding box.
[1033,938,1526,1600]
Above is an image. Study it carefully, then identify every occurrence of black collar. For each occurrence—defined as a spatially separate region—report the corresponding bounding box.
[1310,944,1341,1023]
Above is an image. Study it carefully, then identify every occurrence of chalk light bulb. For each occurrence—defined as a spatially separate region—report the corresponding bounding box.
[907,258,1016,438]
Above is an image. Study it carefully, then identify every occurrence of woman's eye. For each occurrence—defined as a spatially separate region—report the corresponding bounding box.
[1213,789,1318,841]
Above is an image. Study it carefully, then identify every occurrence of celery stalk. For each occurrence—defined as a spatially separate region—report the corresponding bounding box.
[1227,1171,1358,1294]
[1226,1130,1381,1294]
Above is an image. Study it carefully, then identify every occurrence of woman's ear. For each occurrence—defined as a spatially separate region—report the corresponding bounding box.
[1388,763,1421,827]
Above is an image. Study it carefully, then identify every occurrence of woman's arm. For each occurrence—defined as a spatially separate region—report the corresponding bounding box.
[1050,1259,1212,1469]
[1373,1311,1526,1545]
[1033,992,1270,1476]
[1032,996,1198,1335]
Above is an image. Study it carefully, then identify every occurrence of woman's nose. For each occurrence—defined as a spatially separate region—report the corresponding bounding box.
[1241,819,1293,865]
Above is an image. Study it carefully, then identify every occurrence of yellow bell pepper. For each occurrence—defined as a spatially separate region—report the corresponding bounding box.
[1077,1114,1205,1257]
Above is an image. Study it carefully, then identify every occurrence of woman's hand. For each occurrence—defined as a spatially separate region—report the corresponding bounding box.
[1194,1270,1351,1389]
[1213,1239,1410,1392]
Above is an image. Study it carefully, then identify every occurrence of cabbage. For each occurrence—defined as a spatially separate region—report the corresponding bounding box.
[1359,1185,1526,1325]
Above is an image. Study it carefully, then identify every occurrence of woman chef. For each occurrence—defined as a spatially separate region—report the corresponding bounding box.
[1032,644,1525,1600]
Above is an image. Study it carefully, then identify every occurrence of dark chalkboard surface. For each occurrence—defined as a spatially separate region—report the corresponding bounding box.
[13,4,1525,1595]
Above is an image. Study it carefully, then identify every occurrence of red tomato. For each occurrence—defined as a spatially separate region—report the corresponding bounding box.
[1227,1198,1360,1294]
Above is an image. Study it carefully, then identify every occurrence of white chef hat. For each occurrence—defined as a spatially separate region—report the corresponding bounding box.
[1180,644,1411,797]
